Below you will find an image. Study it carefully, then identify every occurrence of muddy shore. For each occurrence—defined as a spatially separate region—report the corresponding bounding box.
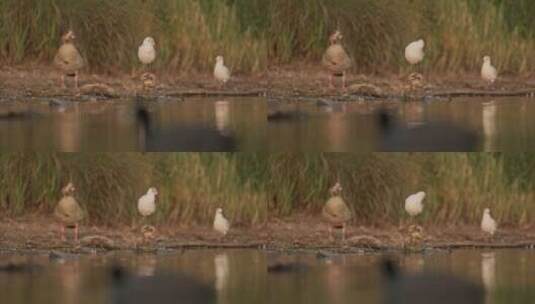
[2,215,535,256]
[2,65,535,102]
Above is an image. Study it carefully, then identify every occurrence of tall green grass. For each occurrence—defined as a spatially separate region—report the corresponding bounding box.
[0,153,534,227]
[0,0,268,73]
[2,0,535,74]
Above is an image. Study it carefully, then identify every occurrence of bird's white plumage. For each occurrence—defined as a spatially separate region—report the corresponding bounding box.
[481,56,497,84]
[138,37,156,65]
[481,208,497,235]
[138,187,158,217]
[213,208,230,235]
[214,56,231,84]
[405,39,425,65]
[404,191,425,217]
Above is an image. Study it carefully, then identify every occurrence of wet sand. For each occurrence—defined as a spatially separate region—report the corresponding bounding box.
[1,215,534,255]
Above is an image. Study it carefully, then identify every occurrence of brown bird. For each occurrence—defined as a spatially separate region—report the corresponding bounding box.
[54,30,85,89]
[322,182,352,240]
[322,30,352,90]
[54,182,84,242]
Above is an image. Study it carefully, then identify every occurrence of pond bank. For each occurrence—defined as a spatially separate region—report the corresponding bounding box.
[1,215,534,255]
[2,66,535,102]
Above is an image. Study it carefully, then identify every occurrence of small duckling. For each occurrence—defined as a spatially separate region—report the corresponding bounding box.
[54,182,84,242]
[322,30,352,90]
[213,208,230,237]
[322,181,352,240]
[214,56,231,88]
[54,30,85,89]
[141,72,156,90]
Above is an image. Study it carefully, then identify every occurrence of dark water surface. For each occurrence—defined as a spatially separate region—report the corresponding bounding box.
[1,97,535,151]
[267,98,535,151]
[0,98,265,151]
[1,249,534,304]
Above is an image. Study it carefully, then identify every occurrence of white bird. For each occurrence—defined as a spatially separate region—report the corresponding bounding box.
[137,187,158,217]
[481,208,497,236]
[213,208,230,236]
[214,56,231,88]
[405,39,425,65]
[138,37,156,66]
[481,56,497,84]
[404,191,425,217]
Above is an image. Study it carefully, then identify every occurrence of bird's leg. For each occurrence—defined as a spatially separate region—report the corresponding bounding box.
[328,226,334,241]
[61,75,66,89]
[328,75,335,90]
[74,72,79,90]
[74,223,79,242]
[342,72,347,90]
[60,225,66,242]
[342,224,346,241]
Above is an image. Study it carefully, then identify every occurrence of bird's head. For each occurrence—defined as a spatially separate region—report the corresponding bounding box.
[483,208,490,215]
[417,39,425,48]
[62,30,76,43]
[143,37,156,47]
[483,56,491,63]
[148,187,158,196]
[216,208,223,214]
[329,30,343,44]
[61,182,76,195]
[216,56,224,64]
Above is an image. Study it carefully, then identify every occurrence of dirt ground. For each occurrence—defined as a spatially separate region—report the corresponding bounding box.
[2,64,535,101]
[1,215,535,255]
[0,64,270,100]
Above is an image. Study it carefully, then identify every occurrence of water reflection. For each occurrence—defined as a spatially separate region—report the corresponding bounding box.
[214,253,229,292]
[2,249,535,303]
[482,102,497,151]
[0,98,265,151]
[214,101,231,136]
[482,252,496,304]
[267,98,535,151]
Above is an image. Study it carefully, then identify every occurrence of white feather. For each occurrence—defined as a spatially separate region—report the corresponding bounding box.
[481,56,497,84]
[213,208,230,235]
[138,37,156,65]
[404,191,425,217]
[405,39,425,65]
[137,187,158,217]
[481,208,497,235]
[214,56,231,84]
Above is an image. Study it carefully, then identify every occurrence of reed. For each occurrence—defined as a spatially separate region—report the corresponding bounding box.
[2,0,535,74]
[0,153,534,227]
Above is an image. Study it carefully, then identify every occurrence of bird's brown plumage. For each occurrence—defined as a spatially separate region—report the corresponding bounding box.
[54,183,83,225]
[322,31,352,76]
[322,196,352,227]
[54,31,85,75]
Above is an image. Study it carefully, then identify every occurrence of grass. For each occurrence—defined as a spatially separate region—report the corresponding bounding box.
[1,0,535,74]
[0,153,534,228]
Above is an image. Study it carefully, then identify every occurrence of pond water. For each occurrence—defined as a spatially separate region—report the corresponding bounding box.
[1,97,535,151]
[267,98,535,151]
[0,98,265,151]
[1,249,534,304]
